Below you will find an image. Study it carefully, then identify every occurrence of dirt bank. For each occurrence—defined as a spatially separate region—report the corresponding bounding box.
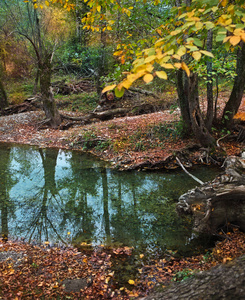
[0,108,244,170]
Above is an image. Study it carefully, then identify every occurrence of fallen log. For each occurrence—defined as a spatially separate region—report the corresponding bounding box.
[176,156,245,234]
[60,107,129,123]
[0,96,41,116]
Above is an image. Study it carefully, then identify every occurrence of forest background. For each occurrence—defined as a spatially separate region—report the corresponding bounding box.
[0,0,245,147]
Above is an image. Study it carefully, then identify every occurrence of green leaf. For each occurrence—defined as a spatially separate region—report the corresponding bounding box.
[192,38,203,47]
[216,34,226,42]
[205,21,215,30]
[115,87,125,98]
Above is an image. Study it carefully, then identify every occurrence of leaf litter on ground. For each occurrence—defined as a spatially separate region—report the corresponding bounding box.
[0,228,245,299]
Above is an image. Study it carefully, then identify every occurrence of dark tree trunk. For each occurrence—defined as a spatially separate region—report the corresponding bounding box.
[33,67,40,95]
[205,29,214,131]
[176,69,192,133]
[222,42,245,127]
[39,57,61,128]
[188,73,215,147]
[0,78,8,109]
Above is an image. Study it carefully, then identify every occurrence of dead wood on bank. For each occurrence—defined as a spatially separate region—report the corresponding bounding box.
[60,107,130,123]
[176,156,245,234]
[0,96,41,116]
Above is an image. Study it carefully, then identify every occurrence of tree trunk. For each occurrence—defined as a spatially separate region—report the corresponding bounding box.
[188,73,215,147]
[176,69,192,134]
[205,29,214,131]
[33,67,40,95]
[176,156,245,234]
[39,57,61,128]
[0,78,8,110]
[222,42,245,127]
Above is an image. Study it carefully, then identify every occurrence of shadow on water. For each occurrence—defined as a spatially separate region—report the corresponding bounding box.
[0,143,221,260]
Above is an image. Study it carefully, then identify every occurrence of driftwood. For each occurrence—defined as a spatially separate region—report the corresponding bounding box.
[176,156,245,234]
[0,97,41,116]
[60,107,129,124]
[141,254,245,300]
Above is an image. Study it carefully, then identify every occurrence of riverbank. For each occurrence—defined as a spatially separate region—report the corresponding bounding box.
[0,106,244,171]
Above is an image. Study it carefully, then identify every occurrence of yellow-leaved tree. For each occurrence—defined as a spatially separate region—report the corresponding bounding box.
[99,0,245,146]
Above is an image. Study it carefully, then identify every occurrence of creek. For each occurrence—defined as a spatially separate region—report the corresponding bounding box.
[0,143,220,257]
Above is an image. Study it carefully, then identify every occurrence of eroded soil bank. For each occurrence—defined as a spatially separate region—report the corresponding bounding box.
[0,108,244,171]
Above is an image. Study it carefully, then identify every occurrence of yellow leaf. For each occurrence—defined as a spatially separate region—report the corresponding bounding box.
[102,84,116,94]
[128,279,135,285]
[146,64,154,73]
[170,30,181,36]
[192,51,202,61]
[229,35,241,46]
[241,33,245,43]
[45,0,49,6]
[144,55,156,63]
[67,232,71,235]
[174,63,182,69]
[177,46,186,57]
[97,5,101,12]
[121,79,133,89]
[233,28,243,36]
[127,74,137,82]
[155,71,167,80]
[223,36,231,43]
[143,74,154,83]
[200,50,214,58]
[156,29,162,36]
[114,50,123,56]
[212,7,218,12]
[181,62,190,77]
[225,18,232,26]
[165,49,174,55]
[221,0,228,6]
[140,254,144,259]
[107,26,112,31]
[161,63,174,69]
[159,56,171,64]
[172,54,181,60]
[195,22,203,30]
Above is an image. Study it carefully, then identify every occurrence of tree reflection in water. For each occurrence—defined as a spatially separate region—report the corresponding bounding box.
[0,143,220,254]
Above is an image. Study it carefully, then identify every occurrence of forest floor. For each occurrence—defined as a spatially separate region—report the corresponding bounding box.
[0,90,245,171]
[0,88,245,299]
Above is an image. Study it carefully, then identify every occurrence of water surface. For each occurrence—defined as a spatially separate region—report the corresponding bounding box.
[0,143,220,255]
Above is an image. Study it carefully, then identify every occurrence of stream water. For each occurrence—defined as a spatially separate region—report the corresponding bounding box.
[0,142,221,257]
